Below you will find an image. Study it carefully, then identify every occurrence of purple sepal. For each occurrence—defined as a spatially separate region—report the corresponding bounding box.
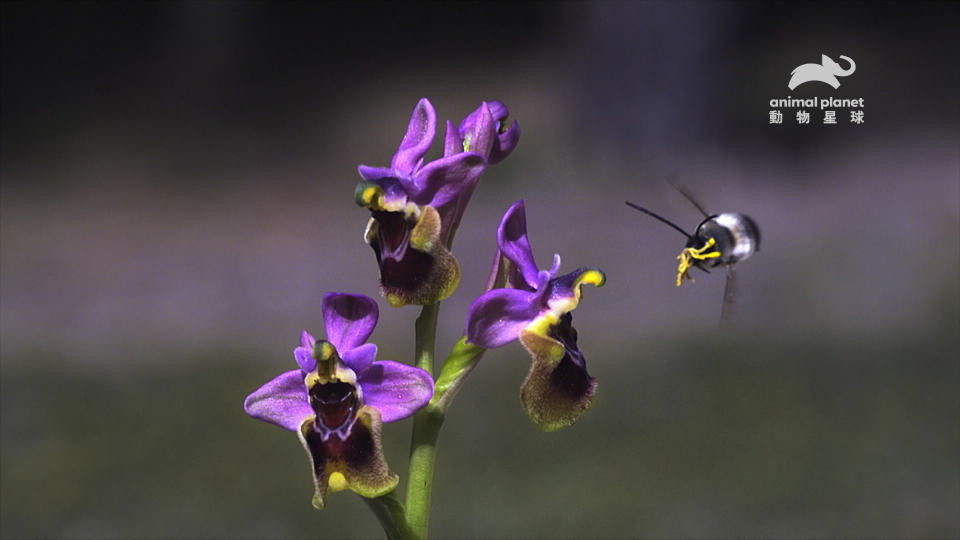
[244,369,312,432]
[357,165,395,181]
[442,119,461,157]
[497,200,541,290]
[465,201,603,351]
[391,97,436,175]
[357,360,435,423]
[466,287,542,348]
[411,152,486,209]
[322,293,378,353]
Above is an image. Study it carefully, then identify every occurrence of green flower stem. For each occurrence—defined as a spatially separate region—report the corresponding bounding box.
[405,302,441,539]
[405,404,443,539]
[414,303,440,375]
[404,311,487,538]
[362,490,413,540]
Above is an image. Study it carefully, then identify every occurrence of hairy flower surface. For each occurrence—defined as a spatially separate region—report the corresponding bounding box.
[244,293,434,508]
[465,201,605,431]
[356,98,518,306]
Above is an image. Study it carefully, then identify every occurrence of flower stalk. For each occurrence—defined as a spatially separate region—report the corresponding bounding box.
[362,491,412,540]
[405,302,442,539]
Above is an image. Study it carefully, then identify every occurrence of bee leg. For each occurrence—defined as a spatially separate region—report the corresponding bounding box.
[720,264,738,329]
[676,237,721,287]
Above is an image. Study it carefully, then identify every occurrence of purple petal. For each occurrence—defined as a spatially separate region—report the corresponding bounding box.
[300,330,315,350]
[391,98,436,175]
[295,331,317,372]
[490,120,520,165]
[466,287,541,348]
[485,100,510,120]
[358,165,395,181]
[295,347,315,373]
[410,152,486,208]
[357,361,434,423]
[497,201,540,290]
[244,369,312,432]
[341,343,377,374]
[323,293,378,352]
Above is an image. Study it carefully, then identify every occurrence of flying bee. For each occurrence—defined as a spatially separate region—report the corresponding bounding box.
[626,190,760,324]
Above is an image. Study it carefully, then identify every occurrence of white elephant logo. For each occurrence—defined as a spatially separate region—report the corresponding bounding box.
[787,54,856,90]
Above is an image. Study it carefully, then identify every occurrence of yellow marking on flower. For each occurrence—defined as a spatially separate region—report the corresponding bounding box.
[363,186,380,206]
[547,269,606,314]
[315,340,336,361]
[576,269,606,291]
[304,340,360,390]
[328,472,348,492]
[676,237,720,287]
[355,182,385,210]
[403,202,421,220]
[525,312,560,337]
[463,133,473,152]
[409,205,439,250]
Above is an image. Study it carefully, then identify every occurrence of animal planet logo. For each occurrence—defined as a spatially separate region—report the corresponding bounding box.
[769,53,865,126]
[788,54,856,90]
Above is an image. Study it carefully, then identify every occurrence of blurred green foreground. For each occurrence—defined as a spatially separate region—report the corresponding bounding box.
[2,319,957,539]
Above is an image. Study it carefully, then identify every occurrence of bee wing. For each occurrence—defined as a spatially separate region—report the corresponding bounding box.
[719,264,739,329]
[671,182,711,218]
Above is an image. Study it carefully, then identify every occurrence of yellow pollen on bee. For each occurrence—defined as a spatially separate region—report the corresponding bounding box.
[328,472,348,492]
[676,237,721,287]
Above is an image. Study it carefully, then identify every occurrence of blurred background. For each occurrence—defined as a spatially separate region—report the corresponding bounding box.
[2,1,957,538]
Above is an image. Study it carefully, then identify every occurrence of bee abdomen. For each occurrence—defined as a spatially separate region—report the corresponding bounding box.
[713,213,760,263]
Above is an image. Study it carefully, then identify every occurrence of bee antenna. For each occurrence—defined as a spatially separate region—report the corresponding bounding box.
[625,201,692,239]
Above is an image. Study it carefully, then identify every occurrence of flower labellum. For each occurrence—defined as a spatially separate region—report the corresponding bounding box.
[244,293,434,508]
[465,201,605,430]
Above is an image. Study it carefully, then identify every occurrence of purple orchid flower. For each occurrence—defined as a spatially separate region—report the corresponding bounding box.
[244,293,434,509]
[465,201,605,431]
[355,98,519,307]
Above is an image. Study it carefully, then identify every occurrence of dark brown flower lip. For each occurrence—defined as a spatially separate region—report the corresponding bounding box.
[371,210,413,262]
[309,380,359,439]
